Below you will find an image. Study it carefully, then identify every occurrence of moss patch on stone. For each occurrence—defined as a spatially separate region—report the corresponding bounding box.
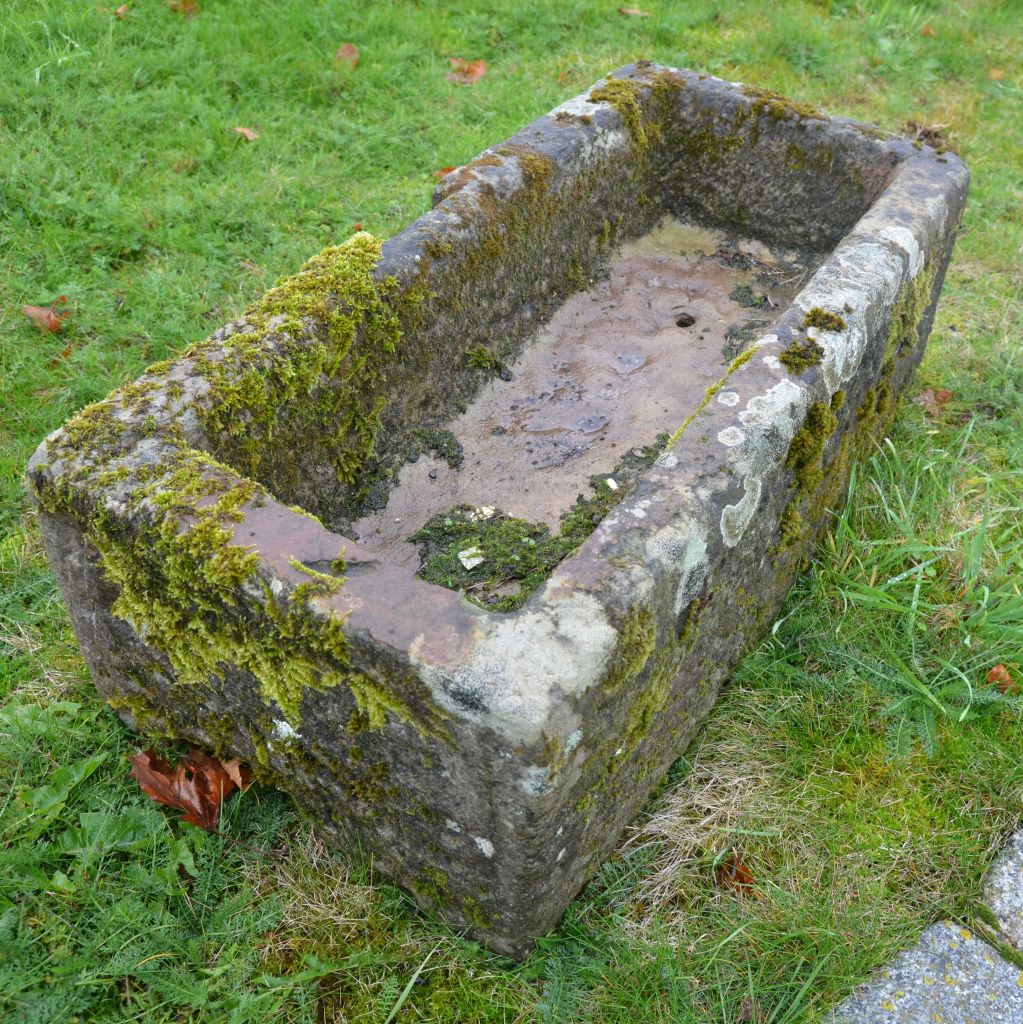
[412,438,667,611]
[412,428,464,469]
[779,335,826,375]
[802,307,847,332]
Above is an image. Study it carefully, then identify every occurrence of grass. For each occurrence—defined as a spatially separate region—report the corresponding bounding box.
[1,0,1021,1020]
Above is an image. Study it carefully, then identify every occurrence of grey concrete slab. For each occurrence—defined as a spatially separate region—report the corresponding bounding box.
[985,831,1023,953]
[831,921,1023,1023]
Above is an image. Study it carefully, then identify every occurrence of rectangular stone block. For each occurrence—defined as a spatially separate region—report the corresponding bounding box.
[29,64,968,956]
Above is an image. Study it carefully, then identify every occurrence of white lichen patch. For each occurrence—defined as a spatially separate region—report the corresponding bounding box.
[720,378,809,547]
[271,718,300,741]
[716,390,741,407]
[717,426,745,447]
[474,836,495,859]
[795,240,904,393]
[416,592,615,746]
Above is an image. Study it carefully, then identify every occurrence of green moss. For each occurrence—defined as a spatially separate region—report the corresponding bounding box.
[786,400,839,493]
[412,441,666,610]
[466,345,500,371]
[740,85,825,124]
[779,501,804,547]
[412,428,464,469]
[190,233,423,504]
[667,347,759,449]
[588,78,648,146]
[729,283,768,308]
[802,307,847,332]
[604,605,657,693]
[778,336,826,375]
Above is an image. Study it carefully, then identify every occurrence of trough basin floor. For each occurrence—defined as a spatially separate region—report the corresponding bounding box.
[351,217,816,571]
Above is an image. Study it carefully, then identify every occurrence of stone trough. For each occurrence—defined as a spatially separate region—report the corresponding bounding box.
[30,64,968,956]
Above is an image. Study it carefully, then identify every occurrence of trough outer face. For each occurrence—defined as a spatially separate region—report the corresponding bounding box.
[28,65,969,956]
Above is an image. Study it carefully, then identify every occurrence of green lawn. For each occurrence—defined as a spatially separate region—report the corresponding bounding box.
[2,1,1022,1021]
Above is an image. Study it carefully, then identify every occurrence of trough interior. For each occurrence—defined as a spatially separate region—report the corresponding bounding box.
[350,217,815,578]
[194,75,901,603]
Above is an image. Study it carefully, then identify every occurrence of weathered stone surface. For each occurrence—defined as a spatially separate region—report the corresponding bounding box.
[985,830,1023,952]
[28,64,968,956]
[831,922,1023,1023]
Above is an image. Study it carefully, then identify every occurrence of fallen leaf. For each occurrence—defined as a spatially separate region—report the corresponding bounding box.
[913,387,953,417]
[715,854,756,894]
[920,24,937,38]
[47,342,74,367]
[987,664,1016,694]
[350,221,363,232]
[434,166,458,180]
[618,6,651,15]
[234,126,259,141]
[168,0,201,14]
[115,3,131,17]
[988,67,1005,81]
[335,42,359,69]
[736,997,766,1023]
[22,296,69,334]
[130,748,252,831]
[446,58,487,85]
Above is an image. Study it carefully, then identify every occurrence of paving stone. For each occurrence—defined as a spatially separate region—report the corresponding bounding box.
[984,830,1023,952]
[831,921,1023,1024]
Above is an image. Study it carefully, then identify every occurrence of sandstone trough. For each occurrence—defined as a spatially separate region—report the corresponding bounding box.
[29,64,968,956]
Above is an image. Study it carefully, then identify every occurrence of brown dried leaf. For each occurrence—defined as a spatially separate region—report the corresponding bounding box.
[920,24,937,38]
[130,747,251,831]
[115,4,131,17]
[350,221,363,232]
[234,126,259,142]
[715,854,756,894]
[988,67,1005,81]
[446,58,487,85]
[987,664,1017,694]
[335,43,359,69]
[434,166,458,180]
[22,296,69,334]
[914,387,953,417]
[618,7,651,16]
[168,0,201,15]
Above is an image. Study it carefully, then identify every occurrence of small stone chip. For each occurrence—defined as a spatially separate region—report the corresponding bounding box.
[605,477,619,490]
[458,546,485,570]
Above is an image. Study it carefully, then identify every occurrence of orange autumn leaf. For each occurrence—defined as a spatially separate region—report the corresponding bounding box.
[22,296,69,334]
[130,747,252,831]
[715,854,756,894]
[335,42,359,69]
[434,166,458,180]
[351,221,363,232]
[115,3,131,17]
[920,24,937,38]
[987,664,1016,694]
[618,7,651,16]
[446,58,488,85]
[168,0,201,14]
[234,126,259,141]
[988,67,1005,81]
[914,387,953,417]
